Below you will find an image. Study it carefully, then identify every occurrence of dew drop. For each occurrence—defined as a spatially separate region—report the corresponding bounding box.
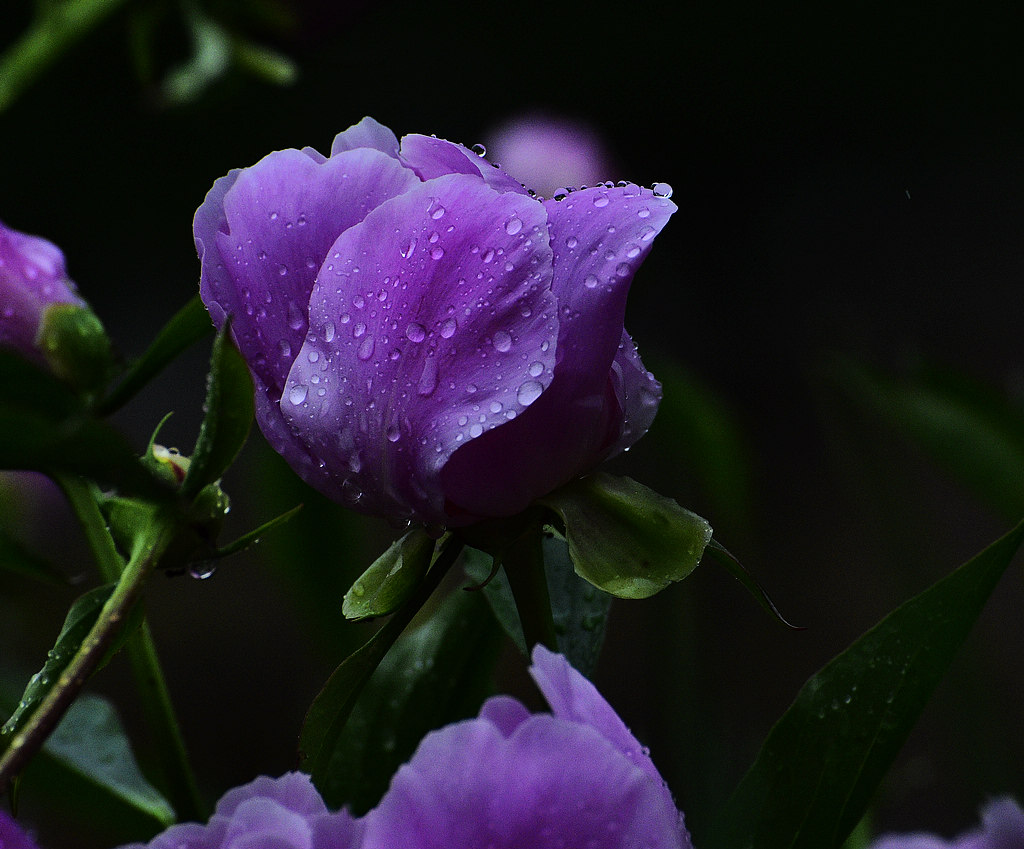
[593,194,610,208]
[652,181,673,198]
[639,225,657,242]
[469,423,483,438]
[348,453,362,473]
[431,246,445,260]
[323,321,336,342]
[406,322,427,343]
[489,401,503,413]
[353,294,366,309]
[566,236,578,249]
[353,322,366,338]
[517,380,543,406]
[616,263,631,277]
[584,274,599,289]
[431,204,446,219]
[287,301,304,330]
[440,317,457,338]
[339,312,351,324]
[386,425,401,442]
[504,216,523,235]
[626,244,641,258]
[357,335,375,361]
[288,384,308,405]
[493,330,512,352]
[269,211,279,221]
[278,340,292,358]
[528,361,544,377]
[307,350,319,363]
[471,143,487,157]
[481,248,495,264]
[401,238,417,258]
[637,207,651,219]
[418,355,438,396]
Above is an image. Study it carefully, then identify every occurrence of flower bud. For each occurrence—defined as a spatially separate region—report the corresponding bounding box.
[0,220,111,392]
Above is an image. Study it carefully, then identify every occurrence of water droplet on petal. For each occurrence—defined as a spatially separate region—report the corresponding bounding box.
[637,207,651,219]
[406,322,427,343]
[504,217,523,235]
[431,246,445,260]
[469,423,483,438]
[517,380,543,406]
[639,225,657,242]
[593,194,610,208]
[323,321,336,342]
[278,340,292,358]
[307,350,319,363]
[353,294,366,309]
[357,335,375,361]
[493,330,512,352]
[386,425,401,442]
[288,384,308,405]
[440,317,457,338]
[566,236,578,249]
[652,181,673,198]
[418,355,438,396]
[353,322,366,338]
[287,301,304,330]
[401,238,417,258]
[431,204,446,219]
[616,263,631,277]
[471,143,487,157]
[584,274,599,289]
[481,248,495,264]
[528,361,544,377]
[626,244,641,258]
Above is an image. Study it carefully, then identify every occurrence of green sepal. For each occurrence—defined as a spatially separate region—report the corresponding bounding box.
[96,295,213,416]
[1,584,142,745]
[539,472,712,599]
[704,518,1024,849]
[181,318,254,499]
[317,588,501,813]
[36,302,113,395]
[211,503,302,560]
[343,528,435,620]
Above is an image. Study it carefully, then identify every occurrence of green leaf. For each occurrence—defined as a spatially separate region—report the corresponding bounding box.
[1,585,114,743]
[704,519,1024,849]
[836,359,1024,520]
[464,535,612,677]
[97,295,213,416]
[343,528,435,620]
[38,694,175,827]
[181,319,254,498]
[317,588,501,813]
[299,536,464,783]
[540,473,713,599]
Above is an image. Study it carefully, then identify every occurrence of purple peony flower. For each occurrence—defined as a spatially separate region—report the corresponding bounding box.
[484,113,614,200]
[119,772,360,849]
[196,117,673,526]
[359,644,692,849]
[0,220,85,367]
[869,797,1024,849]
[0,811,42,849]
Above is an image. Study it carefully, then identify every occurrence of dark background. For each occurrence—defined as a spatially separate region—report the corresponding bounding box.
[2,0,1022,845]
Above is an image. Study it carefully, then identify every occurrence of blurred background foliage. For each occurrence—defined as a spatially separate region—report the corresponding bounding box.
[1,0,1022,845]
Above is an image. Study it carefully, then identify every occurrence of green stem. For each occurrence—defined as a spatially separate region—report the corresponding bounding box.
[0,514,171,796]
[55,476,206,821]
[0,0,132,113]
[503,524,558,652]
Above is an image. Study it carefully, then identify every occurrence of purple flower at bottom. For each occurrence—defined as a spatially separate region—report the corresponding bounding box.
[119,773,360,849]
[359,644,692,849]
[869,797,1024,849]
[0,811,42,849]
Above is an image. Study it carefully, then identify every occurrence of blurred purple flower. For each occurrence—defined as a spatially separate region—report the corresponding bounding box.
[484,113,614,200]
[119,773,360,849]
[0,220,85,369]
[870,797,1024,849]
[360,644,692,849]
[196,117,673,526]
[0,811,41,849]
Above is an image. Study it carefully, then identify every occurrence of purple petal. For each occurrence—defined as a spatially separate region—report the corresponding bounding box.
[330,117,401,159]
[609,329,663,454]
[478,694,532,736]
[400,134,530,196]
[281,174,558,522]
[0,812,42,849]
[361,715,689,849]
[197,146,419,396]
[437,185,674,516]
[529,644,664,785]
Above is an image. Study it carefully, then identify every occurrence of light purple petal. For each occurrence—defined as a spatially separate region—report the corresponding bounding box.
[0,812,42,849]
[216,772,329,818]
[437,185,673,516]
[529,644,664,785]
[478,694,532,736]
[400,133,530,196]
[980,797,1024,849]
[362,714,688,849]
[608,329,663,454]
[197,146,419,396]
[330,117,401,159]
[870,838,953,849]
[281,174,558,522]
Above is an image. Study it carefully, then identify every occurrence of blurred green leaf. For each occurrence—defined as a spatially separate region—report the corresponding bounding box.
[705,518,1024,849]
[343,528,434,620]
[318,588,501,814]
[837,359,1024,520]
[181,320,254,498]
[464,535,612,677]
[540,473,713,599]
[97,295,213,416]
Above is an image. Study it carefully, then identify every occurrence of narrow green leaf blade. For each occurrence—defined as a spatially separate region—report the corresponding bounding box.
[97,295,213,416]
[541,473,712,599]
[181,320,254,498]
[318,589,501,813]
[705,519,1024,849]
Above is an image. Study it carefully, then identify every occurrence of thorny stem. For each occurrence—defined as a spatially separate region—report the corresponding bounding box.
[0,508,170,800]
[56,475,207,821]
